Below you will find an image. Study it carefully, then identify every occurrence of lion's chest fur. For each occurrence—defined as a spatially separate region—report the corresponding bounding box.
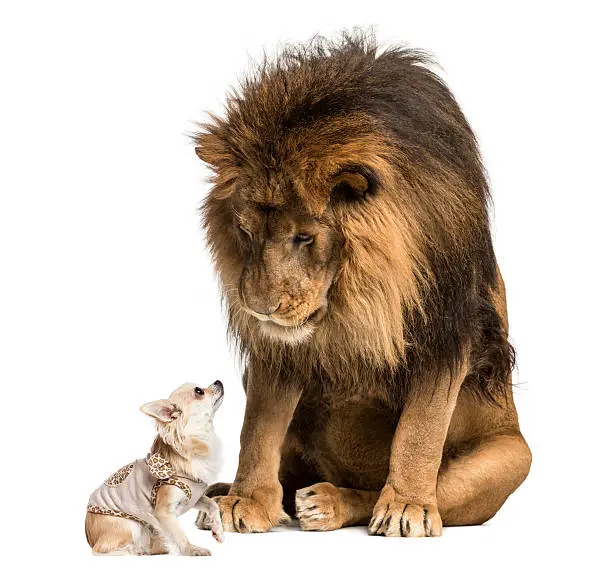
[289,393,399,489]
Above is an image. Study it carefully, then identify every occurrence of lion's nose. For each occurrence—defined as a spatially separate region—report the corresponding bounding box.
[240,284,281,317]
[240,273,283,317]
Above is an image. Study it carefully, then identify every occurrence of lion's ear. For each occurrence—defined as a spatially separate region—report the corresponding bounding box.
[194,131,231,171]
[330,166,377,201]
[194,128,241,199]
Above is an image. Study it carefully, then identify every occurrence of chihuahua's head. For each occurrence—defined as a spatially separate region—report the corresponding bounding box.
[140,380,224,458]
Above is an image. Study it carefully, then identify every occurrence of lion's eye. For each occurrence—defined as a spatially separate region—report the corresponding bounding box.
[294,233,314,245]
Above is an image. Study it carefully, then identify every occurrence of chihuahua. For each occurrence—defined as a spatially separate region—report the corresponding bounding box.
[85,381,225,555]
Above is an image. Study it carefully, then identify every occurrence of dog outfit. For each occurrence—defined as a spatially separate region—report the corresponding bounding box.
[87,453,208,532]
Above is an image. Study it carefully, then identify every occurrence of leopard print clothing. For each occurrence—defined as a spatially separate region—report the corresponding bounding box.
[104,462,135,487]
[146,454,174,480]
[88,455,208,531]
[87,504,157,534]
[151,477,192,507]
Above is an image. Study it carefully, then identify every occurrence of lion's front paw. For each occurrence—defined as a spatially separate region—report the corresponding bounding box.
[214,495,285,533]
[368,488,442,537]
[295,483,345,531]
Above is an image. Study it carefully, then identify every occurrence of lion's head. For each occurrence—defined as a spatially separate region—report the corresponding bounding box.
[195,33,499,384]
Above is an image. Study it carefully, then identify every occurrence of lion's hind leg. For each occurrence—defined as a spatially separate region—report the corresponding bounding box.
[294,432,531,531]
[205,482,232,497]
[438,432,532,525]
[295,482,378,531]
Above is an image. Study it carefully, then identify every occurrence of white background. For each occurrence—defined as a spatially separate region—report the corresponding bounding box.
[1,1,610,570]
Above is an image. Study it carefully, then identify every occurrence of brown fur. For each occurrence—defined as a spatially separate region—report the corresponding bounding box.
[195,31,531,536]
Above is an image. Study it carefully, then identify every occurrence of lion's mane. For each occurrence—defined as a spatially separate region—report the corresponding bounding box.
[196,31,514,407]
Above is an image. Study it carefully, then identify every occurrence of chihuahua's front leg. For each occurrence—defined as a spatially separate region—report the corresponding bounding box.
[194,496,224,543]
[216,361,301,533]
[154,486,210,555]
[368,364,467,537]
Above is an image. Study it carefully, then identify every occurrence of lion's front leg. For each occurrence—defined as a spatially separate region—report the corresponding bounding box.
[216,362,301,533]
[369,486,443,537]
[369,366,465,538]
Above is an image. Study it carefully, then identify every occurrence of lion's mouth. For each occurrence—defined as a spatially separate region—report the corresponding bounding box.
[244,304,325,326]
[296,306,325,325]
[255,306,326,345]
[272,305,326,326]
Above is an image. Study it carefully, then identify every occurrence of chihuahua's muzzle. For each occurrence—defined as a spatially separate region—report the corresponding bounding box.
[210,380,224,410]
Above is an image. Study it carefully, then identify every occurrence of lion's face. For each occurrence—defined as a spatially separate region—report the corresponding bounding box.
[198,110,406,355]
[230,197,342,344]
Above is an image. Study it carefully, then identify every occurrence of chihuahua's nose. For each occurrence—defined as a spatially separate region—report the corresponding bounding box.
[212,380,223,391]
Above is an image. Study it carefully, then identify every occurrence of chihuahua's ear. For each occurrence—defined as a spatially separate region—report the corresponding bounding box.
[140,399,180,423]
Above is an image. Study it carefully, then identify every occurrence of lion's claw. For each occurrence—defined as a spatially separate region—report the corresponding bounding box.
[214,495,276,533]
[295,483,345,531]
[368,499,442,537]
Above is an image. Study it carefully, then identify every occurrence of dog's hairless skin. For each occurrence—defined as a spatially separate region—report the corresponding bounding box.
[195,33,531,537]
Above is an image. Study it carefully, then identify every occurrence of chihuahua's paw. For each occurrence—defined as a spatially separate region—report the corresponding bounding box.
[368,486,442,538]
[214,495,287,533]
[188,544,211,556]
[195,512,224,543]
[212,526,224,543]
[295,483,346,531]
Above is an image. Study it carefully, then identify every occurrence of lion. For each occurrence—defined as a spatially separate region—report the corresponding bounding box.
[193,32,531,537]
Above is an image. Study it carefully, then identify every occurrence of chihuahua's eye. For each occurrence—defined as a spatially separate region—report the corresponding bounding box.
[194,387,204,396]
[294,233,314,245]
